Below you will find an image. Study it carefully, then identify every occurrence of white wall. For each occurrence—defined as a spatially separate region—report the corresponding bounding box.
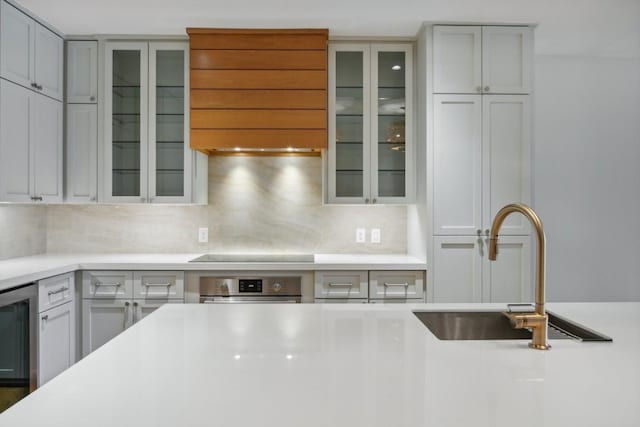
[534,55,640,301]
[0,204,47,260]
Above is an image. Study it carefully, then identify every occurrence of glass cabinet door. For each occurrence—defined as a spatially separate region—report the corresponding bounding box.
[105,42,148,202]
[328,44,371,203]
[372,44,413,202]
[149,42,190,203]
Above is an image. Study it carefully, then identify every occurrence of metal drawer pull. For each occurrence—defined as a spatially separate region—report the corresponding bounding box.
[144,283,172,287]
[384,282,409,287]
[95,282,122,287]
[48,286,69,296]
[42,314,48,321]
[328,283,354,287]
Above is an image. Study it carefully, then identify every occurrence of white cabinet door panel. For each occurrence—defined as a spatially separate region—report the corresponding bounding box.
[66,104,98,202]
[432,236,483,303]
[315,271,369,299]
[133,271,184,299]
[433,95,482,235]
[0,80,32,202]
[38,272,74,312]
[482,95,531,234]
[82,271,134,299]
[32,94,63,202]
[369,270,424,299]
[433,26,482,94]
[34,23,63,101]
[0,1,35,88]
[483,235,532,303]
[82,299,132,356]
[481,27,531,94]
[38,301,74,386]
[135,299,182,322]
[67,40,98,103]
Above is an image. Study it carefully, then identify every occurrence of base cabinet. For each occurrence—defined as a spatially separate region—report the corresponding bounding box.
[81,271,184,356]
[37,272,75,386]
[431,235,531,303]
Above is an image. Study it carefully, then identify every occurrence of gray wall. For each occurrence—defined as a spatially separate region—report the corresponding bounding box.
[534,55,640,301]
[46,156,407,254]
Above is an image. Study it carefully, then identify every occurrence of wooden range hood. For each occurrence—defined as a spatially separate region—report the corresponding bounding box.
[187,28,328,155]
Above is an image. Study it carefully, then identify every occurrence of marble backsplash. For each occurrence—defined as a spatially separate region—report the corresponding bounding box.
[0,204,47,260]
[45,156,407,254]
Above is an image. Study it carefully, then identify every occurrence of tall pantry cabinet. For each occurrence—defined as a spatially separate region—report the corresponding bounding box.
[428,25,534,303]
[0,0,63,203]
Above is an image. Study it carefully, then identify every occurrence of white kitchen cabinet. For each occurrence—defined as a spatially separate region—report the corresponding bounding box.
[65,104,98,202]
[327,42,414,204]
[0,79,62,203]
[314,271,369,299]
[433,25,531,94]
[66,40,98,103]
[0,1,63,101]
[104,41,205,204]
[82,270,184,356]
[432,95,482,235]
[432,94,530,236]
[369,271,424,300]
[82,299,132,355]
[37,272,75,386]
[431,235,531,303]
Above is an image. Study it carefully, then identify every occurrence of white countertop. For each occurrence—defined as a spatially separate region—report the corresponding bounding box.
[0,253,427,292]
[1,302,638,427]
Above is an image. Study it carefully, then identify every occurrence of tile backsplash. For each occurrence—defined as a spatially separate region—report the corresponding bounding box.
[0,204,47,260]
[45,156,407,254]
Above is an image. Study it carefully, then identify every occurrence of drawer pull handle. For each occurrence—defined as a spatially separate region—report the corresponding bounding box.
[328,283,353,287]
[48,286,69,296]
[384,282,409,287]
[144,283,172,287]
[95,282,121,287]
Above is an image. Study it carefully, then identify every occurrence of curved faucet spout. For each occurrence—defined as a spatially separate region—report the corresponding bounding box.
[488,203,549,350]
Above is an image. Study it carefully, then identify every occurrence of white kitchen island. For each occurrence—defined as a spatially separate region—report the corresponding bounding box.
[1,302,638,427]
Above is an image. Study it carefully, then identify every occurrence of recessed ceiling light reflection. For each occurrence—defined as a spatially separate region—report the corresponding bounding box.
[234,147,241,152]
[392,65,402,71]
[234,354,241,360]
[286,354,294,360]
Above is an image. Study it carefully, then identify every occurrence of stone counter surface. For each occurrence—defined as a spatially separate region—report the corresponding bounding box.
[1,302,638,427]
[0,253,427,292]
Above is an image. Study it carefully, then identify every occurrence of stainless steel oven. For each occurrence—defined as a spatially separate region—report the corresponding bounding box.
[199,276,302,304]
[0,283,37,413]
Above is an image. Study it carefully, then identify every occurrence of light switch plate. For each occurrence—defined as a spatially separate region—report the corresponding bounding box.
[356,228,366,243]
[371,228,381,243]
[198,227,209,243]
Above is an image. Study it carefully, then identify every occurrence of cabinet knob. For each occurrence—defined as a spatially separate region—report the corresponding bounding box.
[476,86,482,93]
[140,197,146,203]
[476,229,482,235]
[90,96,96,101]
[90,196,96,202]
[484,86,490,92]
[485,229,490,235]
[42,314,48,321]
[125,301,130,306]
[365,198,370,204]
[372,198,377,204]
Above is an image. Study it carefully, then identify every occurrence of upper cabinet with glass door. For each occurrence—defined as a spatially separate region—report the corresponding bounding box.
[104,41,202,204]
[327,42,413,204]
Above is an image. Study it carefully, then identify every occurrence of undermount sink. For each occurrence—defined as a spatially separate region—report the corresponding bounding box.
[414,310,612,342]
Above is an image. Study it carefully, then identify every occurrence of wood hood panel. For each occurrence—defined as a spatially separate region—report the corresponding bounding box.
[187,28,328,155]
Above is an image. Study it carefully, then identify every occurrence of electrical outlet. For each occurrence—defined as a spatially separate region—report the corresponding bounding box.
[356,228,366,243]
[371,228,381,243]
[198,227,209,243]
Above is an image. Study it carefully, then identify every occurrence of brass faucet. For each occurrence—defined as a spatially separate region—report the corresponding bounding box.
[488,203,550,350]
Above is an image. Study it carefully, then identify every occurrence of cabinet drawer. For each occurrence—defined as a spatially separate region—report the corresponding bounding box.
[314,271,368,299]
[133,271,184,299]
[38,272,74,312]
[82,271,133,299]
[369,271,424,299]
